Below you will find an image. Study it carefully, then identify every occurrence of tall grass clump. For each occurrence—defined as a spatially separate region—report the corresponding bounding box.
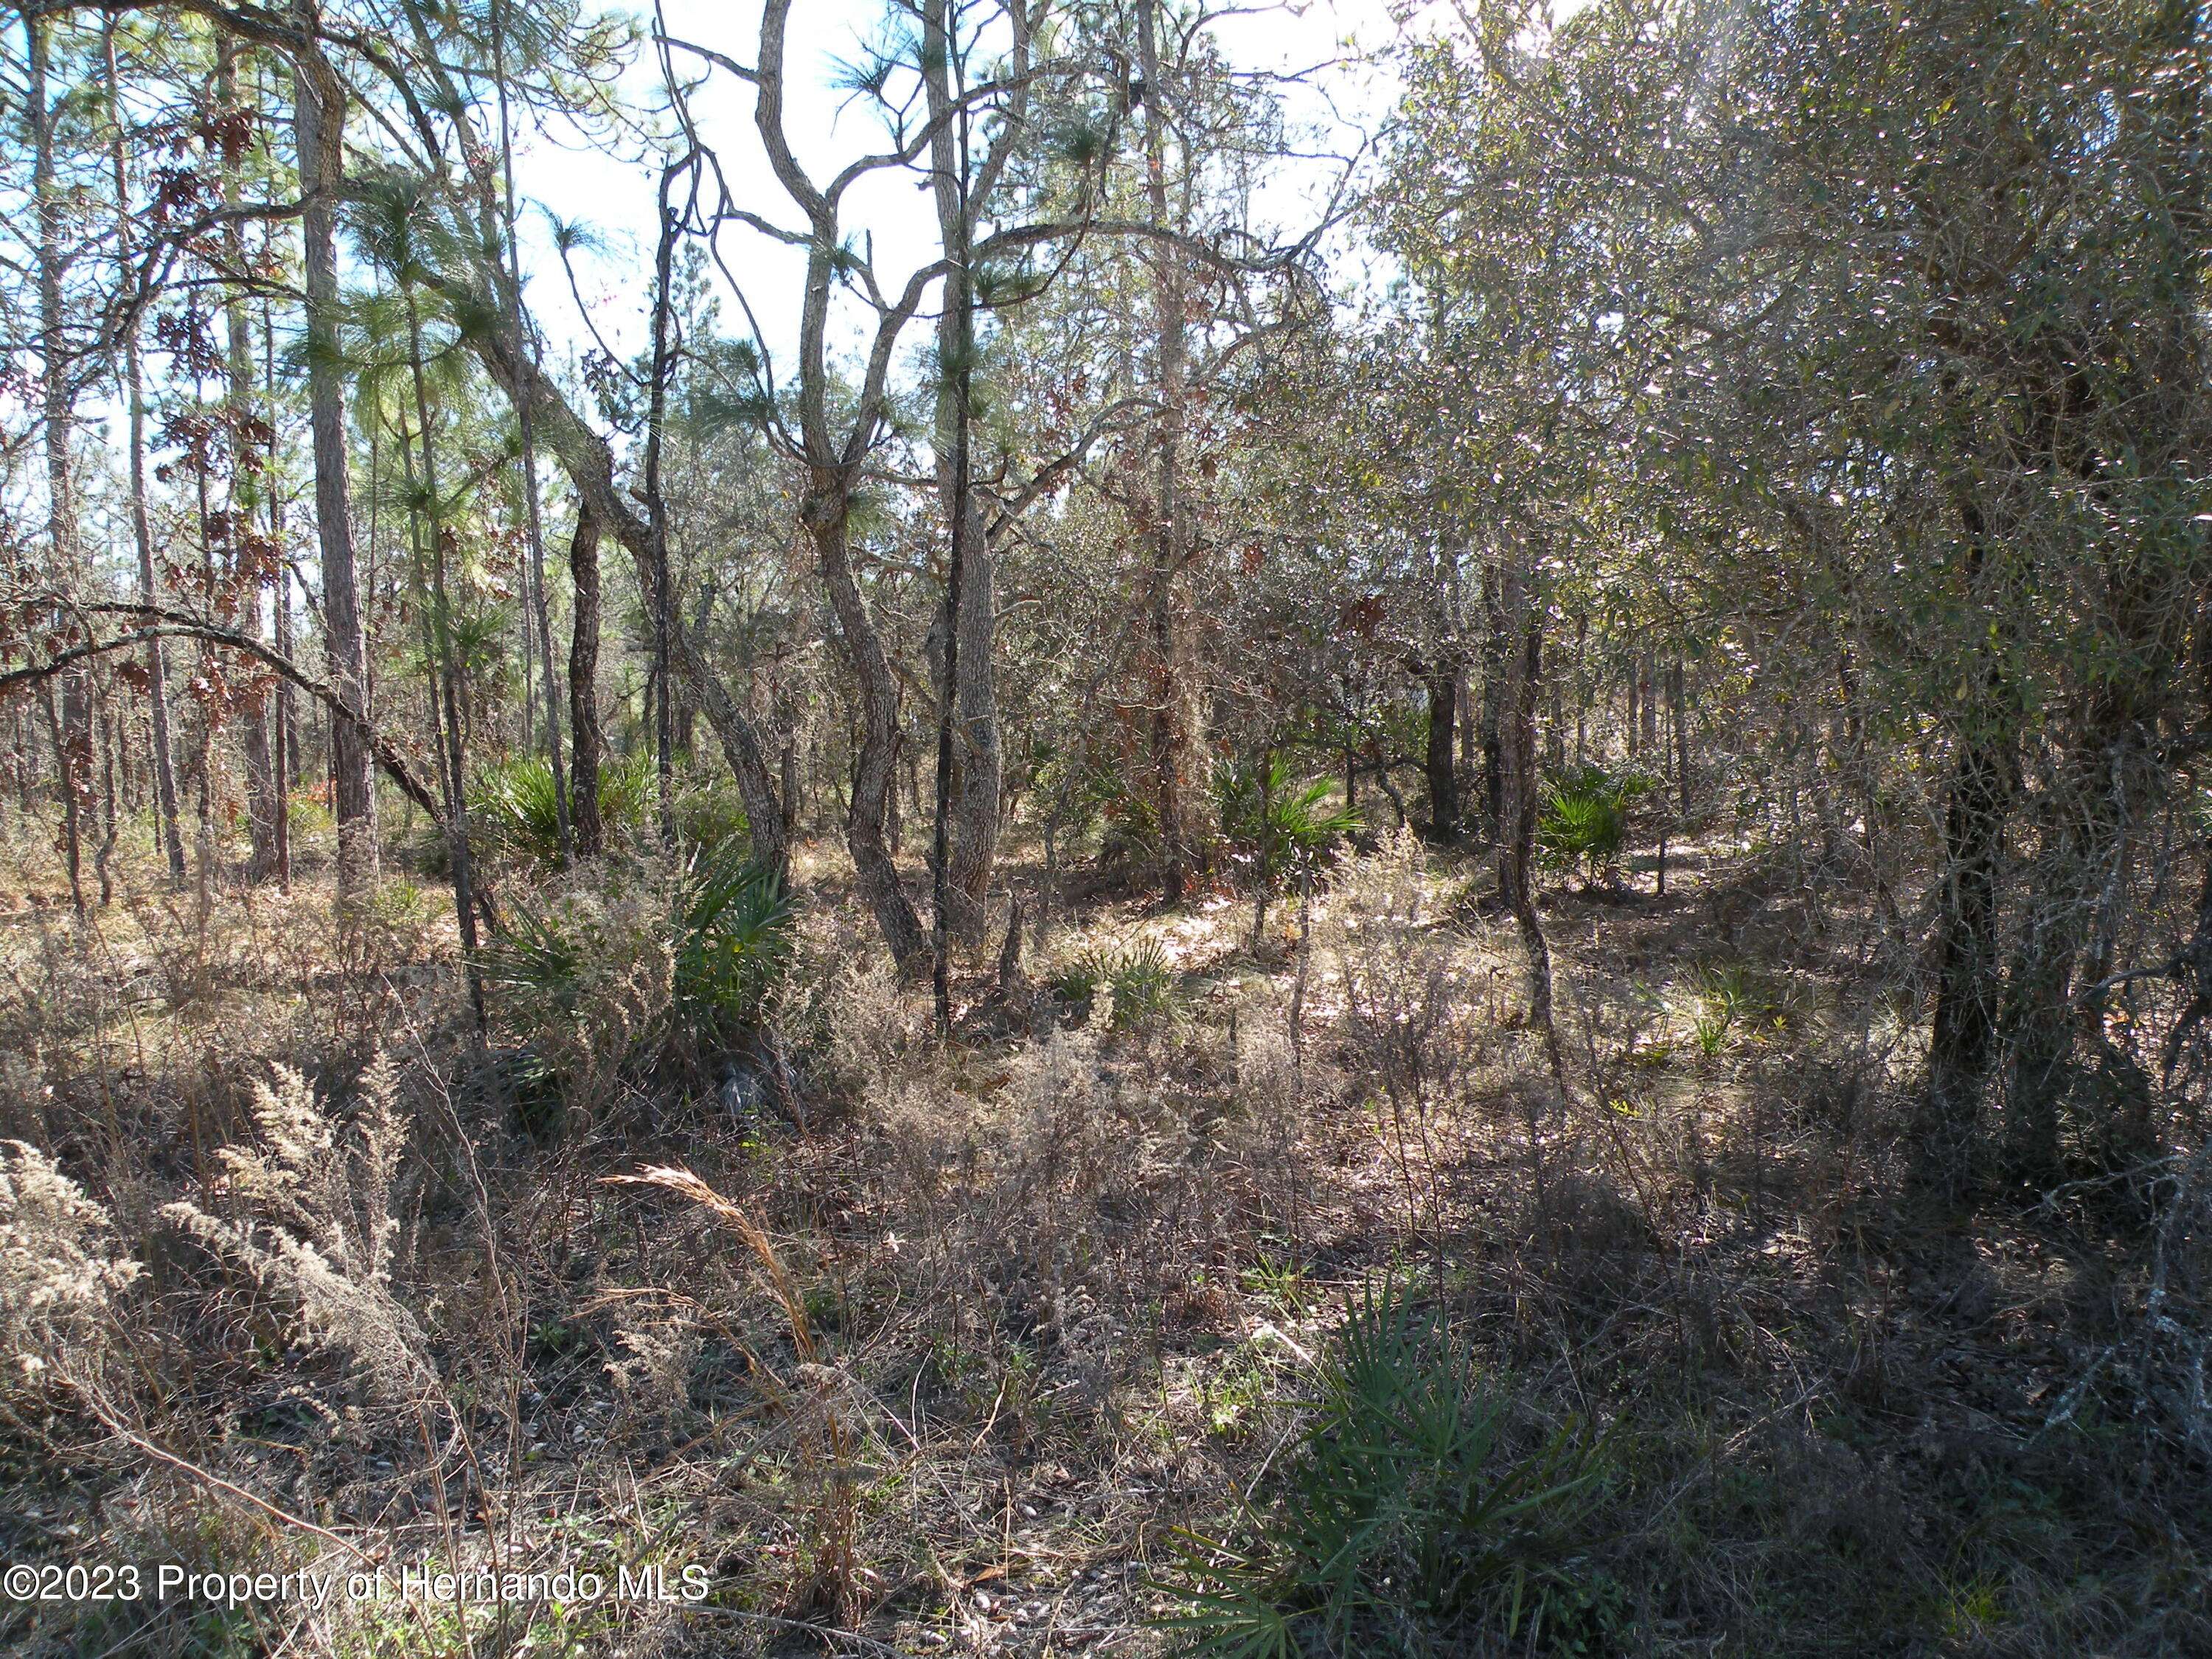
[162,1055,434,1409]
[771,909,925,1103]
[612,1165,870,1617]
[1323,828,1493,1148]
[1687,963,1795,1057]
[1156,1281,1613,1657]
[0,1141,142,1418]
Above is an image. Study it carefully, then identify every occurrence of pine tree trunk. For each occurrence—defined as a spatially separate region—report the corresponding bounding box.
[1424,668,1459,842]
[1479,556,1507,836]
[923,0,1001,949]
[1670,660,1691,818]
[644,162,683,845]
[1922,727,2012,1198]
[265,306,292,888]
[1455,664,1476,779]
[1140,0,1196,904]
[567,504,605,857]
[94,685,119,906]
[29,11,89,917]
[40,689,83,914]
[1919,498,2016,1200]
[220,41,282,884]
[291,21,378,888]
[1497,552,1560,1080]
[105,21,187,887]
[403,285,485,1032]
[492,0,572,866]
[456,296,787,872]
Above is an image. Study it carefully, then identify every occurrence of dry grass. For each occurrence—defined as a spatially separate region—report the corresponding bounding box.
[0,806,2207,1658]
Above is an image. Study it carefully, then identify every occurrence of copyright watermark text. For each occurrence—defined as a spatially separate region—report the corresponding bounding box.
[4,1559,710,1609]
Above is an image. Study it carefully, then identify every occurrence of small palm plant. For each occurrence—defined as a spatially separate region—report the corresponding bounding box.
[475,750,655,870]
[1052,937,1177,1030]
[480,838,794,1095]
[1688,963,1791,1058]
[1538,764,1652,889]
[669,841,795,1054]
[1215,755,1359,949]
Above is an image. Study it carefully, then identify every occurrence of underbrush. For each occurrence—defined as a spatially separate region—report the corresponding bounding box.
[1051,936,1178,1029]
[480,837,793,1123]
[0,815,2207,1659]
[1157,1279,1617,1658]
[1540,764,1656,888]
[473,750,657,868]
[440,753,751,877]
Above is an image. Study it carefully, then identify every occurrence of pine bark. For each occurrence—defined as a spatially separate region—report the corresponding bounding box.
[922,0,1001,947]
[219,43,282,883]
[291,15,378,888]
[492,0,572,866]
[1919,496,2017,1200]
[105,21,187,886]
[1497,550,1560,1079]
[1424,667,1459,842]
[807,485,928,972]
[567,504,605,857]
[29,10,90,917]
[1139,0,1197,903]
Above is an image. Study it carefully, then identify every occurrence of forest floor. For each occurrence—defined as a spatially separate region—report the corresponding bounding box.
[1,813,2208,1658]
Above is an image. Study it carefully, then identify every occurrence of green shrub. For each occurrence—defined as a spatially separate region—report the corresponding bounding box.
[2188,785,2212,841]
[1688,963,1792,1056]
[669,840,793,1047]
[472,750,748,875]
[358,875,434,931]
[472,751,658,871]
[671,774,749,852]
[472,755,566,869]
[1084,777,1164,869]
[286,785,335,841]
[1033,742,1155,865]
[1051,938,1176,1029]
[1538,764,1653,887]
[597,750,661,836]
[1214,755,1357,891]
[1154,1280,1613,1657]
[479,838,793,1091]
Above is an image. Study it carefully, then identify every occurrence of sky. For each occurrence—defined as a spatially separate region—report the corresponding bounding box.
[507,0,1419,380]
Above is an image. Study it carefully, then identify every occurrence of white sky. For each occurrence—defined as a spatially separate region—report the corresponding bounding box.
[507,0,1419,378]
